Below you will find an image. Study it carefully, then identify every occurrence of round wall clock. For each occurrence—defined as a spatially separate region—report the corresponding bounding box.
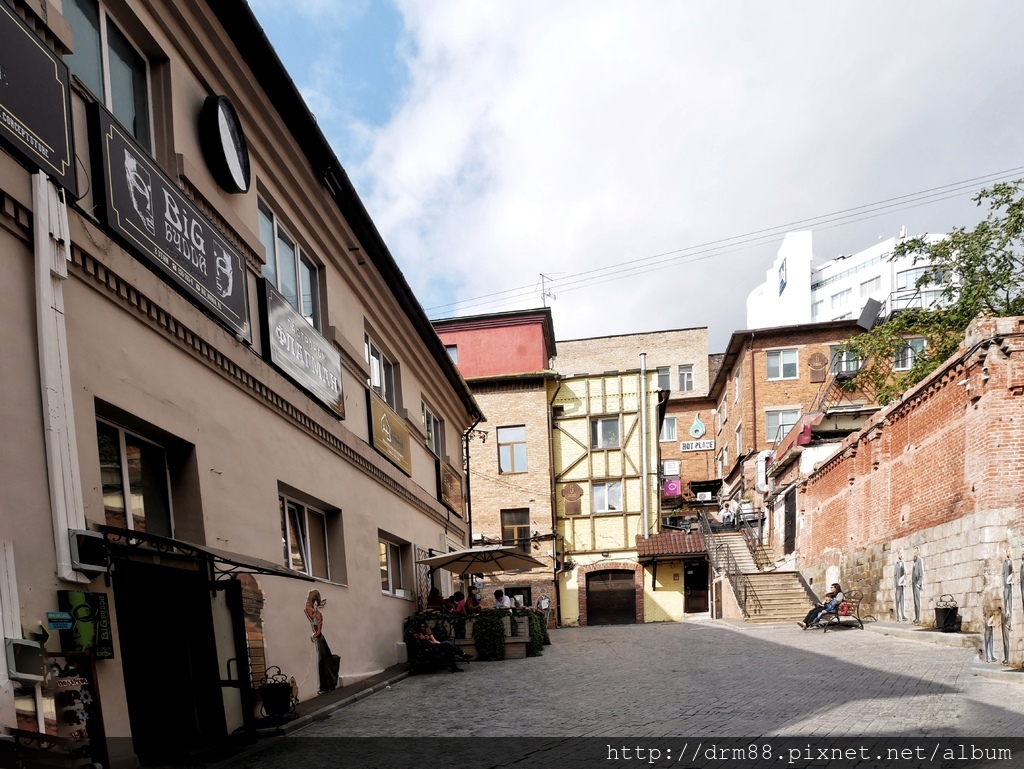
[200,95,251,194]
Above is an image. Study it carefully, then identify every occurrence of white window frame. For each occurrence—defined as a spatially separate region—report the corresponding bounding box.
[422,402,443,457]
[765,408,801,443]
[259,200,322,330]
[811,300,824,320]
[96,418,173,536]
[65,0,153,149]
[592,481,623,513]
[734,369,741,402]
[735,423,743,456]
[657,367,671,391]
[365,334,397,409]
[766,348,799,380]
[379,538,404,595]
[829,345,862,376]
[280,494,330,579]
[860,276,881,297]
[659,416,677,443]
[591,417,620,450]
[831,288,852,310]
[718,396,727,424]
[894,338,927,371]
[678,365,694,392]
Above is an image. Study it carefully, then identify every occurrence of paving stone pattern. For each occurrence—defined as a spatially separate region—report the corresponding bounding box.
[291,620,1024,738]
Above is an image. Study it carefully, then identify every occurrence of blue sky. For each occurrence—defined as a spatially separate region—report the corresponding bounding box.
[247,2,1024,351]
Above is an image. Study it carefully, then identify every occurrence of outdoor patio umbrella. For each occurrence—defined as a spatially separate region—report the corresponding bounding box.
[415,545,544,578]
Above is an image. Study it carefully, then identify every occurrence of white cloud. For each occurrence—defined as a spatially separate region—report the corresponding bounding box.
[346,1,1024,349]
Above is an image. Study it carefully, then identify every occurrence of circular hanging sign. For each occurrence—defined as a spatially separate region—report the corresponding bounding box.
[199,95,251,194]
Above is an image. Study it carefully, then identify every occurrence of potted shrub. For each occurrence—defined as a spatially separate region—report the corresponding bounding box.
[471,609,507,661]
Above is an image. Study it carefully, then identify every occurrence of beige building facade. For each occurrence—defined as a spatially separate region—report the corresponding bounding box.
[0,1,478,765]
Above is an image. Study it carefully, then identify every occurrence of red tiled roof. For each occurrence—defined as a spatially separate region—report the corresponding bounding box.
[635,531,706,558]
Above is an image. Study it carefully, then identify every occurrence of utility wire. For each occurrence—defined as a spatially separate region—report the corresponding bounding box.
[426,166,1024,316]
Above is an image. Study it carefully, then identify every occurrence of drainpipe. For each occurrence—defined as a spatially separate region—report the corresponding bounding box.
[33,173,88,585]
[548,376,563,627]
[640,353,650,539]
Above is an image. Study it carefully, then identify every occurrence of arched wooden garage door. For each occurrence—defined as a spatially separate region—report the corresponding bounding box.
[585,570,636,625]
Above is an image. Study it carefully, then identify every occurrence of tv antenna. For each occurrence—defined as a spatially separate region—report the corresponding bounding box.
[538,273,563,307]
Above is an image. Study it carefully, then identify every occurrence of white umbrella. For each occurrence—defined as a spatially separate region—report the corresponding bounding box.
[416,545,544,577]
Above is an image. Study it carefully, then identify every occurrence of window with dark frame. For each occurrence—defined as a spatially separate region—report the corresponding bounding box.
[497,426,527,473]
[501,509,531,554]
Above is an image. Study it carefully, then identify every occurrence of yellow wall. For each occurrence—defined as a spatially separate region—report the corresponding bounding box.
[643,560,685,622]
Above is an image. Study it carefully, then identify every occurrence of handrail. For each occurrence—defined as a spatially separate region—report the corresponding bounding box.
[697,511,763,618]
[737,515,771,571]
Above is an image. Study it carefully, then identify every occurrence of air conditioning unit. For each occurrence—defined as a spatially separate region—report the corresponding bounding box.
[696,492,713,502]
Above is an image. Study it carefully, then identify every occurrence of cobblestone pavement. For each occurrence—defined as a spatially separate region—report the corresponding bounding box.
[292,619,1024,738]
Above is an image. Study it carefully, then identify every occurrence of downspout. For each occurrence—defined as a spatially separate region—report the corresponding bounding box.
[548,375,564,627]
[462,414,482,547]
[748,333,757,495]
[33,173,88,585]
[640,353,650,539]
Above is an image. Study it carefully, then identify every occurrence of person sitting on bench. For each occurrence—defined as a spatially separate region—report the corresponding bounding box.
[799,583,844,629]
[410,622,472,672]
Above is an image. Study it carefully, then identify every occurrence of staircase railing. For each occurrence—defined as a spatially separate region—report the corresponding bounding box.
[737,514,772,571]
[697,511,763,618]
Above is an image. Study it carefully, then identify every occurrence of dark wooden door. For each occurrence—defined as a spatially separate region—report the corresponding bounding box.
[586,570,636,625]
[784,490,797,554]
[684,559,710,613]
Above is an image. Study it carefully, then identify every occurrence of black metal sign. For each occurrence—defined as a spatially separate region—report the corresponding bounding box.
[89,104,251,341]
[258,279,344,417]
[0,2,78,196]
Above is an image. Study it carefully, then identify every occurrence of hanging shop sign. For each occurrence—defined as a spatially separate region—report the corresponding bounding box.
[88,103,251,342]
[0,3,78,196]
[368,392,412,475]
[258,279,344,418]
[56,590,114,660]
[438,460,463,516]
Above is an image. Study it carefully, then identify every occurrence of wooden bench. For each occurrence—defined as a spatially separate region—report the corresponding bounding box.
[816,589,864,632]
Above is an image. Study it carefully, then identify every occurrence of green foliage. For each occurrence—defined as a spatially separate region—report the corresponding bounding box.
[840,179,1024,404]
[402,611,457,643]
[512,610,544,659]
[471,609,507,661]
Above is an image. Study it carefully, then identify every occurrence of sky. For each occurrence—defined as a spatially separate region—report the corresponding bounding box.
[247,1,1024,351]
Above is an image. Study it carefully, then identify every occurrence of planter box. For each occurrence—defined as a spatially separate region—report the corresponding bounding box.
[504,638,528,660]
[454,639,477,657]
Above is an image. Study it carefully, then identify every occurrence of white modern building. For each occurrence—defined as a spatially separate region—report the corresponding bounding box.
[746,230,948,330]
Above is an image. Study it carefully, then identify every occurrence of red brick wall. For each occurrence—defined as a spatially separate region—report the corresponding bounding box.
[795,317,1024,637]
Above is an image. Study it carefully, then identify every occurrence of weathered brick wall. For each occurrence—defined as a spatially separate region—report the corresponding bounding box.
[797,317,1024,662]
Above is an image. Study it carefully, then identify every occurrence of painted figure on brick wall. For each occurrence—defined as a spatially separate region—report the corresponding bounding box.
[305,589,340,694]
[1002,548,1014,665]
[893,547,907,622]
[911,546,925,625]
